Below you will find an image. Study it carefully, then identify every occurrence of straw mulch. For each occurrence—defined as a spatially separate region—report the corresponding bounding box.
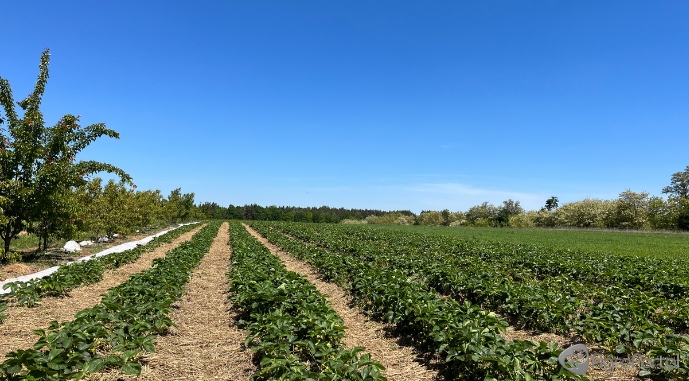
[96,222,255,380]
[243,224,438,381]
[0,224,206,359]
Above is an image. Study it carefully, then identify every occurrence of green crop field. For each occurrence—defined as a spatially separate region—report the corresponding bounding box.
[249,221,689,379]
[365,224,689,259]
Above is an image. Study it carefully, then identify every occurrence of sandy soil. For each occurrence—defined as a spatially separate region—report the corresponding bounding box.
[96,222,256,381]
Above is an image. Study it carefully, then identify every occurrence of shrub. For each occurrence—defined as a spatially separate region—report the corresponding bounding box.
[555,198,614,228]
[508,212,538,228]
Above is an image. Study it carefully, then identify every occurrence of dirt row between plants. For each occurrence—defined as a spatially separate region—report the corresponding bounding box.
[0,224,207,359]
[274,229,644,381]
[95,222,255,381]
[243,223,438,381]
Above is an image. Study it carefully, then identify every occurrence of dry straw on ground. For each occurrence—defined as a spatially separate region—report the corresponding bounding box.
[243,223,438,381]
[0,224,206,359]
[96,222,255,381]
[252,225,650,381]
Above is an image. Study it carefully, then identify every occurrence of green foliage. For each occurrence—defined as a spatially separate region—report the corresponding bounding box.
[0,49,131,254]
[544,196,559,211]
[0,222,219,380]
[74,178,160,239]
[662,165,689,200]
[607,190,651,229]
[273,222,689,379]
[554,198,614,228]
[228,222,386,381]
[497,199,524,226]
[251,221,587,380]
[416,211,445,226]
[465,201,500,226]
[200,203,412,223]
[0,300,6,323]
[163,188,195,223]
[508,211,538,228]
[365,212,416,225]
[0,223,199,308]
[0,250,22,263]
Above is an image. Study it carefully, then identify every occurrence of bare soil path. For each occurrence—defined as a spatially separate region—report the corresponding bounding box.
[0,224,206,359]
[243,223,438,381]
[98,222,255,380]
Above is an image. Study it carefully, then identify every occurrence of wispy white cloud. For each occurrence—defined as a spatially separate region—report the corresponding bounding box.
[217,182,551,214]
[396,182,548,212]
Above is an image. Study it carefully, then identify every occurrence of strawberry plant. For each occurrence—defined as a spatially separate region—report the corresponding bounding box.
[249,222,586,381]
[262,221,689,379]
[0,223,200,310]
[228,222,386,381]
[0,221,220,380]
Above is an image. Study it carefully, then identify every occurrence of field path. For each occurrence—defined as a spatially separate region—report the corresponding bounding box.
[0,224,206,359]
[243,223,438,381]
[100,222,255,380]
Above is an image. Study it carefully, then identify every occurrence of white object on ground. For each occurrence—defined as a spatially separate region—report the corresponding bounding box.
[0,222,199,294]
[78,240,93,247]
[97,236,109,243]
[63,241,82,253]
[112,234,119,238]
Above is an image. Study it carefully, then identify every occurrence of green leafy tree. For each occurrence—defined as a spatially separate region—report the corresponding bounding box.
[662,166,689,200]
[417,211,445,226]
[132,189,164,230]
[465,202,500,226]
[496,199,524,227]
[544,196,559,211]
[0,49,131,254]
[608,190,650,229]
[555,198,614,228]
[163,188,195,223]
[662,166,689,230]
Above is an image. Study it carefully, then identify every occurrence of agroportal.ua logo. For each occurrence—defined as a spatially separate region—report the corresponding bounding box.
[558,343,681,374]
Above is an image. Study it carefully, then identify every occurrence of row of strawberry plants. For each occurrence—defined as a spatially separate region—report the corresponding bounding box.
[276,224,689,353]
[228,222,385,380]
[270,222,689,379]
[288,223,689,299]
[248,221,584,381]
[0,223,201,309]
[277,223,689,343]
[0,221,221,381]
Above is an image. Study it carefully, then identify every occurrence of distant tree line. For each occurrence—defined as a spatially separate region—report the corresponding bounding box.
[196,203,414,223]
[352,166,689,231]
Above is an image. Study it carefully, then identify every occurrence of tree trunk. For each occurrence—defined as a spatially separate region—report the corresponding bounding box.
[2,223,11,255]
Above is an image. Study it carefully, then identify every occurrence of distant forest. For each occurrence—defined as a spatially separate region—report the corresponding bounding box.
[196,203,414,223]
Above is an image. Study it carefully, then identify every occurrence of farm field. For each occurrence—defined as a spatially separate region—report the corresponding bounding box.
[367,224,689,259]
[2,220,688,380]
[250,221,689,380]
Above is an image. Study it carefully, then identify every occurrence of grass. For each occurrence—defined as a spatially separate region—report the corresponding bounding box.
[8,234,41,252]
[366,224,689,259]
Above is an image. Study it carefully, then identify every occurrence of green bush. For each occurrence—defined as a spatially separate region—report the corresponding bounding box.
[555,198,614,228]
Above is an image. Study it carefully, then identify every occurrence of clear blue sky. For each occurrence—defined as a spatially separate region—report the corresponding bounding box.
[2,1,688,213]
